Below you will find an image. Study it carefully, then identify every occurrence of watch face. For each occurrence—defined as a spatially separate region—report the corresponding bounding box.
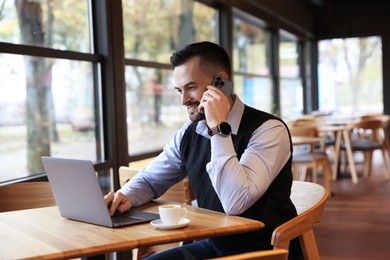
[219,122,231,135]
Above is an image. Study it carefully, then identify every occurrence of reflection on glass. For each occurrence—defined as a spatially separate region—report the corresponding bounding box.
[0,0,91,52]
[122,0,218,62]
[125,67,187,156]
[280,79,303,120]
[0,54,100,182]
[234,75,273,113]
[233,16,270,75]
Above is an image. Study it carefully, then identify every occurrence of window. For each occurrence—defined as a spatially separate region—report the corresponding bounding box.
[0,1,91,52]
[0,1,103,183]
[0,1,318,186]
[279,30,303,120]
[318,36,383,114]
[123,0,219,157]
[232,9,273,113]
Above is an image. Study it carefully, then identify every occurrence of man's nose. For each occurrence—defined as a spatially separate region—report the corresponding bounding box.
[181,92,189,105]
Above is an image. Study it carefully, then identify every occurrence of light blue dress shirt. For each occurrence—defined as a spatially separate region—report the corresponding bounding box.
[119,95,291,215]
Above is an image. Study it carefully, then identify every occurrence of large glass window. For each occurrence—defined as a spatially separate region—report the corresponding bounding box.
[0,1,102,183]
[123,0,217,63]
[279,30,303,120]
[318,36,383,114]
[232,9,273,113]
[0,0,90,52]
[123,0,219,157]
[125,67,187,155]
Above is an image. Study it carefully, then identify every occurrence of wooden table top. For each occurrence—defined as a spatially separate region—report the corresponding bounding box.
[291,136,323,145]
[314,115,360,127]
[0,200,264,259]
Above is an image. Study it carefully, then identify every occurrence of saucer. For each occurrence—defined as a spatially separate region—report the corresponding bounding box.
[150,218,190,230]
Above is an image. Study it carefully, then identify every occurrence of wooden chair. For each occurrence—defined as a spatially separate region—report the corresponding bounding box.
[378,115,390,175]
[0,182,56,212]
[341,118,390,179]
[293,116,335,151]
[211,181,327,260]
[208,249,288,260]
[271,181,329,260]
[119,166,195,205]
[361,114,390,178]
[289,124,332,192]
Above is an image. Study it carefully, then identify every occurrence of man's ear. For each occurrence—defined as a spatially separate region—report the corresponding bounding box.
[216,71,229,80]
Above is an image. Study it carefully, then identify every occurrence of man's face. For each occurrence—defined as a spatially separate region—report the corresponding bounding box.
[173,57,211,121]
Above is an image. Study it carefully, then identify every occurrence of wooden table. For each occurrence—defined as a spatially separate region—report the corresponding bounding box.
[0,200,264,259]
[292,136,323,146]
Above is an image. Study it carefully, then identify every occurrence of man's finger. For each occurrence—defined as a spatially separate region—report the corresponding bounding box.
[104,191,115,206]
[118,201,131,213]
[108,192,123,216]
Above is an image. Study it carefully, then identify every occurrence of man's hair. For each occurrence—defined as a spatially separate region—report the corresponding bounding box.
[170,41,232,79]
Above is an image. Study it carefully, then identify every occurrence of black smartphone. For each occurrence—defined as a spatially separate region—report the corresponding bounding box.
[212,76,233,97]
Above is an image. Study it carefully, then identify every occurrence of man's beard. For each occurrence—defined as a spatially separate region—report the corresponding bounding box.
[189,110,206,122]
[188,101,206,122]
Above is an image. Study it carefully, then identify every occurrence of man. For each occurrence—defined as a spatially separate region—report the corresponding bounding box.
[105,41,301,259]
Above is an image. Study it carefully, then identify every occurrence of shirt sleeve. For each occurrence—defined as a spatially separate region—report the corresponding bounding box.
[206,119,291,215]
[118,122,191,207]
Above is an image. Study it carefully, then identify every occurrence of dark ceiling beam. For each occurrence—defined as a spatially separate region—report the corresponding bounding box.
[233,0,316,39]
[315,0,390,39]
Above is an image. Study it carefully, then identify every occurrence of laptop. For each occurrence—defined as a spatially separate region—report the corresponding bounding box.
[41,156,159,228]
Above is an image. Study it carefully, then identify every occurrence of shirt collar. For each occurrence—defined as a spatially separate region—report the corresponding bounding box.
[195,94,244,138]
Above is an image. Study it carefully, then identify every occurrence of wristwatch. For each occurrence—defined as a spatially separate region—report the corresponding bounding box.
[208,122,232,136]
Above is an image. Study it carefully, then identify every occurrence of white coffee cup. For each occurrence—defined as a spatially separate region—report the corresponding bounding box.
[159,204,188,225]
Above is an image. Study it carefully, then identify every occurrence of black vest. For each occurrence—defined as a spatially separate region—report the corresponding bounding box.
[180,105,298,253]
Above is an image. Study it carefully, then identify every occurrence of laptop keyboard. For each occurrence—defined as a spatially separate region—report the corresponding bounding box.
[111,214,144,224]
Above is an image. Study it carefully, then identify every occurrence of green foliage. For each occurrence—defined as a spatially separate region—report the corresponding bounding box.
[123,0,217,63]
[0,0,89,51]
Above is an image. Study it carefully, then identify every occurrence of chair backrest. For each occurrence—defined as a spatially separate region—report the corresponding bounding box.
[350,119,384,142]
[119,166,140,187]
[0,182,56,212]
[290,180,326,215]
[361,114,390,125]
[271,181,329,260]
[361,115,390,140]
[119,166,195,205]
[208,249,289,260]
[289,122,318,137]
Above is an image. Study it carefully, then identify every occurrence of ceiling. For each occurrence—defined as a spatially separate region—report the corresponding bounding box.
[306,0,390,38]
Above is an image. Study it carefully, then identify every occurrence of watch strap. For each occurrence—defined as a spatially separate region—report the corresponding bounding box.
[208,122,231,136]
[208,125,220,136]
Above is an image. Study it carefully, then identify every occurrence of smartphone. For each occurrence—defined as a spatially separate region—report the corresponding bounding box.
[212,76,233,97]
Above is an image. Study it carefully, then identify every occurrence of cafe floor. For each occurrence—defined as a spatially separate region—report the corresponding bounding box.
[315,150,390,260]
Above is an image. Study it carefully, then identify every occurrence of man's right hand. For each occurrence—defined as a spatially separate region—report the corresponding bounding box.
[104,191,132,216]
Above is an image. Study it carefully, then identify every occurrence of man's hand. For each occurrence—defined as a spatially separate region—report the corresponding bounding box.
[199,85,230,128]
[104,191,132,216]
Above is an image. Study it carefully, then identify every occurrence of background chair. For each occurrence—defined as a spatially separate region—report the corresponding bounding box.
[361,114,390,176]
[293,116,336,152]
[208,249,289,260]
[0,181,56,212]
[289,124,332,192]
[340,118,390,179]
[271,181,329,260]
